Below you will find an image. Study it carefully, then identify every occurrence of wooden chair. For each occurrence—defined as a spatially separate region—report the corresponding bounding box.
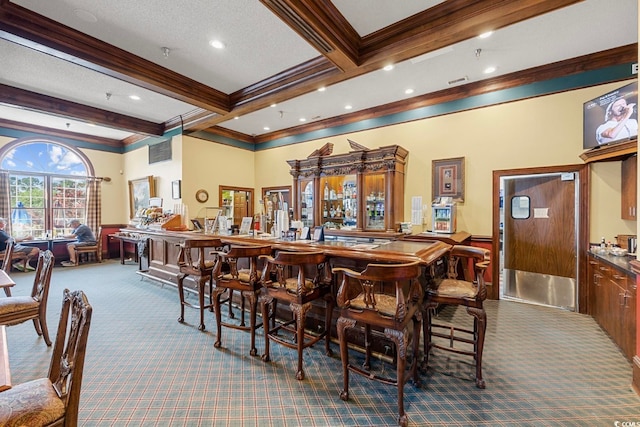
[0,250,55,346]
[75,226,103,264]
[0,288,93,427]
[1,239,15,295]
[210,244,272,355]
[176,238,222,331]
[0,238,28,276]
[333,261,423,427]
[423,245,491,389]
[260,250,334,380]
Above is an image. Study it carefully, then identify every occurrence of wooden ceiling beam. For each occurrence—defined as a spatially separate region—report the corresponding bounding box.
[0,84,164,136]
[0,1,230,115]
[260,0,360,71]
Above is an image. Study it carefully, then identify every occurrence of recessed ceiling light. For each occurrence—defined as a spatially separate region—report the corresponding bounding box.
[484,66,497,74]
[405,88,414,95]
[234,116,239,120]
[74,9,97,23]
[299,118,306,122]
[344,105,352,110]
[129,95,141,101]
[263,126,270,131]
[318,87,326,92]
[270,103,277,108]
[209,40,225,49]
[383,64,394,71]
[478,31,493,39]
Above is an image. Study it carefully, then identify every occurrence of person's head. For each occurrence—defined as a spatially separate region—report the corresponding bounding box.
[69,219,81,229]
[0,218,6,230]
[606,97,629,120]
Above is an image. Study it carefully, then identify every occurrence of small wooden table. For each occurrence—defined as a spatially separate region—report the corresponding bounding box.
[110,234,141,266]
[0,271,15,297]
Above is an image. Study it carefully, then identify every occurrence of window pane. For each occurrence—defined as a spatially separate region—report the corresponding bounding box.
[2,141,91,239]
[9,174,45,238]
[52,177,87,235]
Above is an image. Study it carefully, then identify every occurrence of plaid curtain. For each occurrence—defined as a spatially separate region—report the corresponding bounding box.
[0,171,11,235]
[86,178,102,234]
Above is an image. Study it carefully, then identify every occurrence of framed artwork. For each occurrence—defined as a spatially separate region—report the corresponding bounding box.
[172,180,181,199]
[128,176,155,218]
[432,157,465,202]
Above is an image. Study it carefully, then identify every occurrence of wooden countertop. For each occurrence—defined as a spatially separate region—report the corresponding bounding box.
[125,228,451,266]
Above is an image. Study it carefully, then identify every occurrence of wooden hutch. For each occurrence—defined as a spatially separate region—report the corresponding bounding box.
[287,142,408,233]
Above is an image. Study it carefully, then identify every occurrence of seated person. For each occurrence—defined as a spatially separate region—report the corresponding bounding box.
[0,217,40,271]
[61,219,96,267]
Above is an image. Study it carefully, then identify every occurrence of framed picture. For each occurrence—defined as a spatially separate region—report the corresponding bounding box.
[432,157,465,202]
[172,180,181,199]
[128,176,155,218]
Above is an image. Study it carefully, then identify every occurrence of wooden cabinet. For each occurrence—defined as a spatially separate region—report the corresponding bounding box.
[288,144,408,232]
[621,155,637,219]
[588,254,636,361]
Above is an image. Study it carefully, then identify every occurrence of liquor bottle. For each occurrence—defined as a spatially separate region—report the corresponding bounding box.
[324,182,329,200]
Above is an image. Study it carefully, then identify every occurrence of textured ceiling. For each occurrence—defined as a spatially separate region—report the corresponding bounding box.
[0,0,637,144]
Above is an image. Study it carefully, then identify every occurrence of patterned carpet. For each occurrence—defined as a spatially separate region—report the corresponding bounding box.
[4,260,640,426]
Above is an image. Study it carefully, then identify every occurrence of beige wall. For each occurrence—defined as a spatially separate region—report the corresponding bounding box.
[123,135,183,218]
[255,80,637,240]
[0,79,636,242]
[181,135,255,220]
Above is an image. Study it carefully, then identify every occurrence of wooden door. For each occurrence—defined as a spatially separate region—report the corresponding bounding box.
[233,192,247,227]
[502,172,578,310]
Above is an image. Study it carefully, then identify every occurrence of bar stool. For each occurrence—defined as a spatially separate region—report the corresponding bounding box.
[333,261,422,427]
[259,250,333,380]
[423,245,490,388]
[176,238,222,331]
[210,244,272,355]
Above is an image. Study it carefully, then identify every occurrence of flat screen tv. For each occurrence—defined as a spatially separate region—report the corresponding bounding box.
[583,80,638,150]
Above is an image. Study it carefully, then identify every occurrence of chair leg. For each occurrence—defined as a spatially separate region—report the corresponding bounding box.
[39,312,51,347]
[2,287,10,297]
[468,306,487,389]
[212,287,226,348]
[260,294,273,362]
[363,324,371,370]
[411,314,422,388]
[386,327,408,427]
[422,304,434,370]
[177,274,186,324]
[292,302,311,380]
[197,277,207,331]
[324,294,334,357]
[337,317,356,402]
[247,290,258,356]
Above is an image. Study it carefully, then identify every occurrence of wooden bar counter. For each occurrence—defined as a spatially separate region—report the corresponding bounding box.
[124,228,451,289]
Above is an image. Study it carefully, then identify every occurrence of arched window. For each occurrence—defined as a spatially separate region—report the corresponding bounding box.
[0,139,95,239]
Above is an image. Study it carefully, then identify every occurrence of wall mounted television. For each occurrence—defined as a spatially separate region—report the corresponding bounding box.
[583,80,638,150]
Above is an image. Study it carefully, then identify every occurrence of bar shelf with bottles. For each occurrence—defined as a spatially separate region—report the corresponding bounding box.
[288,143,408,233]
[320,175,357,227]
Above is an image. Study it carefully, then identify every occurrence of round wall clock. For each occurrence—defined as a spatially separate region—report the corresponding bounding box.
[195,189,209,203]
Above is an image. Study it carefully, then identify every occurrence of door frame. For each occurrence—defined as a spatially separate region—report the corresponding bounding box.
[218,185,254,222]
[492,164,590,313]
